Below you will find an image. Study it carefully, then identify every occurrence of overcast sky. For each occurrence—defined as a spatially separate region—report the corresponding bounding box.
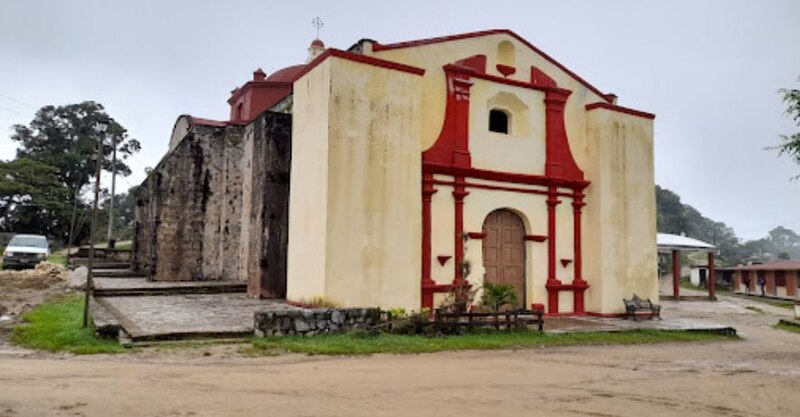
[1,0,799,240]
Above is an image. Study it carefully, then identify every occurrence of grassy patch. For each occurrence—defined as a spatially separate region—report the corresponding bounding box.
[774,322,800,334]
[46,254,67,266]
[246,329,736,356]
[745,305,766,314]
[12,294,126,354]
[763,300,795,310]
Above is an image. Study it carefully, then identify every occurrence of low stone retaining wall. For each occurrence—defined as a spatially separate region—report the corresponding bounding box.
[254,308,381,337]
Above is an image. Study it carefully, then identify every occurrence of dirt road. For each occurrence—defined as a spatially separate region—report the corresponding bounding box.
[1,294,798,417]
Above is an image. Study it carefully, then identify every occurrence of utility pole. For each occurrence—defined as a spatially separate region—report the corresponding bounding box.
[107,135,117,248]
[83,120,107,328]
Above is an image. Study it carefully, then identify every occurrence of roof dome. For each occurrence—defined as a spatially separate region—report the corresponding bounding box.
[310,38,325,48]
[265,64,306,83]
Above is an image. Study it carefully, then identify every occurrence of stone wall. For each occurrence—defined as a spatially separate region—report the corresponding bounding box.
[239,112,292,297]
[132,123,244,281]
[253,308,381,337]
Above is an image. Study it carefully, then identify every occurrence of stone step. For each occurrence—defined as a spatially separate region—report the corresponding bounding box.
[90,298,121,339]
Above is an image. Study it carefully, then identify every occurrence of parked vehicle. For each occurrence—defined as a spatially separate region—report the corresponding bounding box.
[2,234,50,270]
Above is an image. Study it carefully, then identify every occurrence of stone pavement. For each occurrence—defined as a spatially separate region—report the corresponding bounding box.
[96,294,297,341]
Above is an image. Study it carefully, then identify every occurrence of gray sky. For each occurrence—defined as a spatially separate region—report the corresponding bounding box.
[1,0,799,240]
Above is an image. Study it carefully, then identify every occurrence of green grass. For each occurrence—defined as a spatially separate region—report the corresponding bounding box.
[12,294,127,354]
[763,300,795,310]
[246,329,736,356]
[46,254,67,266]
[774,322,800,334]
[745,305,766,314]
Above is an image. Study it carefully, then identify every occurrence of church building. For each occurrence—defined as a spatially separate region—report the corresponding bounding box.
[132,29,657,316]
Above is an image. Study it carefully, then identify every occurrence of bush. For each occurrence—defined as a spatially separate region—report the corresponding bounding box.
[480,282,518,312]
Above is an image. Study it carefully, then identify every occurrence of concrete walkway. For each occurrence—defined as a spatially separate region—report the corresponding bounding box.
[97,293,297,341]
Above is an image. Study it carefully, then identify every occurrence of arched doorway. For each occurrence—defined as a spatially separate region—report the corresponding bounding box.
[482,209,526,308]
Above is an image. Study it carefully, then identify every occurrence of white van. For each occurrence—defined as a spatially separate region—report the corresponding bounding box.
[2,234,50,269]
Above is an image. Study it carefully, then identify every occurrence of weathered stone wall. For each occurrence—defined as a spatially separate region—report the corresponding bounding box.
[132,123,244,281]
[239,112,292,297]
[253,308,381,337]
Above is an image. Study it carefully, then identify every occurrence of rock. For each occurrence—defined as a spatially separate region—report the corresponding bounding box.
[302,309,315,319]
[295,318,311,332]
[254,329,265,338]
[331,310,345,325]
[68,267,88,289]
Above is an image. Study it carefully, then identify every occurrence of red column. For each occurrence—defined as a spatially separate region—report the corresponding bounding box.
[672,250,680,298]
[546,187,561,314]
[452,176,469,286]
[421,173,437,309]
[572,191,587,313]
[708,252,716,300]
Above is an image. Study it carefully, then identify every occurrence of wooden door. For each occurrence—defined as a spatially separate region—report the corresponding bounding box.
[482,209,526,307]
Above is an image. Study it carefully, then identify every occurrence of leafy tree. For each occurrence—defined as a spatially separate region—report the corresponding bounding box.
[11,101,141,202]
[775,80,800,178]
[0,158,76,242]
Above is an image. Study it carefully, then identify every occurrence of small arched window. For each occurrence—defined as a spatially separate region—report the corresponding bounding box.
[489,109,510,134]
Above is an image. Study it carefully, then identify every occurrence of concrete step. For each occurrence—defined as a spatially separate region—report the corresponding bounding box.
[94,279,247,297]
[71,259,131,269]
[90,298,121,339]
[92,269,145,278]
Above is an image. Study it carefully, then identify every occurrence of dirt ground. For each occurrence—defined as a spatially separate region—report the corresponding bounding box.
[0,264,68,344]
[0,271,798,417]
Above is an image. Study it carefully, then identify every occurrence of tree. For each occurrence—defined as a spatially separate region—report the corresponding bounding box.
[775,79,800,178]
[11,101,141,203]
[10,101,141,246]
[0,158,75,241]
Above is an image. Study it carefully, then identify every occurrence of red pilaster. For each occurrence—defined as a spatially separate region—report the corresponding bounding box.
[572,191,587,313]
[544,90,583,182]
[421,173,438,309]
[546,187,561,314]
[452,176,469,286]
[708,252,716,301]
[672,250,680,298]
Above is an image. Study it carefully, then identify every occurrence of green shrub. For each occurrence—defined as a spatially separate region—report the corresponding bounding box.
[480,282,518,311]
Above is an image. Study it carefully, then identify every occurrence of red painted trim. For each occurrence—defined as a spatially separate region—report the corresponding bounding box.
[545,90,584,181]
[472,71,564,94]
[227,81,292,104]
[560,259,573,268]
[585,102,655,120]
[422,66,474,168]
[572,191,586,313]
[429,178,573,198]
[421,173,438,309]
[293,48,426,82]
[496,64,516,77]
[530,66,557,88]
[455,54,487,73]
[371,29,612,102]
[467,232,487,240]
[424,163,589,189]
[437,255,452,266]
[523,235,547,242]
[452,177,469,286]
[546,188,561,314]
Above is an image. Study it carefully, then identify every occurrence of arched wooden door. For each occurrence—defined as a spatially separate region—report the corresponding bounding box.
[482,209,526,308]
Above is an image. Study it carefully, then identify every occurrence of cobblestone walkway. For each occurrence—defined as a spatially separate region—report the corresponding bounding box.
[97,294,297,340]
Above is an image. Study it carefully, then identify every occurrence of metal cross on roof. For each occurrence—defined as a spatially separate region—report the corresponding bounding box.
[312,17,324,39]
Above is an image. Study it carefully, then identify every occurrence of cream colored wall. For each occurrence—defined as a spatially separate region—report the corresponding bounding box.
[369,33,607,160]
[430,175,455,284]
[469,80,547,175]
[286,60,331,301]
[322,58,423,309]
[287,57,424,310]
[584,109,657,313]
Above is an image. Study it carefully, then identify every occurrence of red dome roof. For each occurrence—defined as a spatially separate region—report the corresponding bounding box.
[265,64,306,83]
[310,38,325,48]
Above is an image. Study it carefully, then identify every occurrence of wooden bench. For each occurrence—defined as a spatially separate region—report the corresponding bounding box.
[623,294,661,320]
